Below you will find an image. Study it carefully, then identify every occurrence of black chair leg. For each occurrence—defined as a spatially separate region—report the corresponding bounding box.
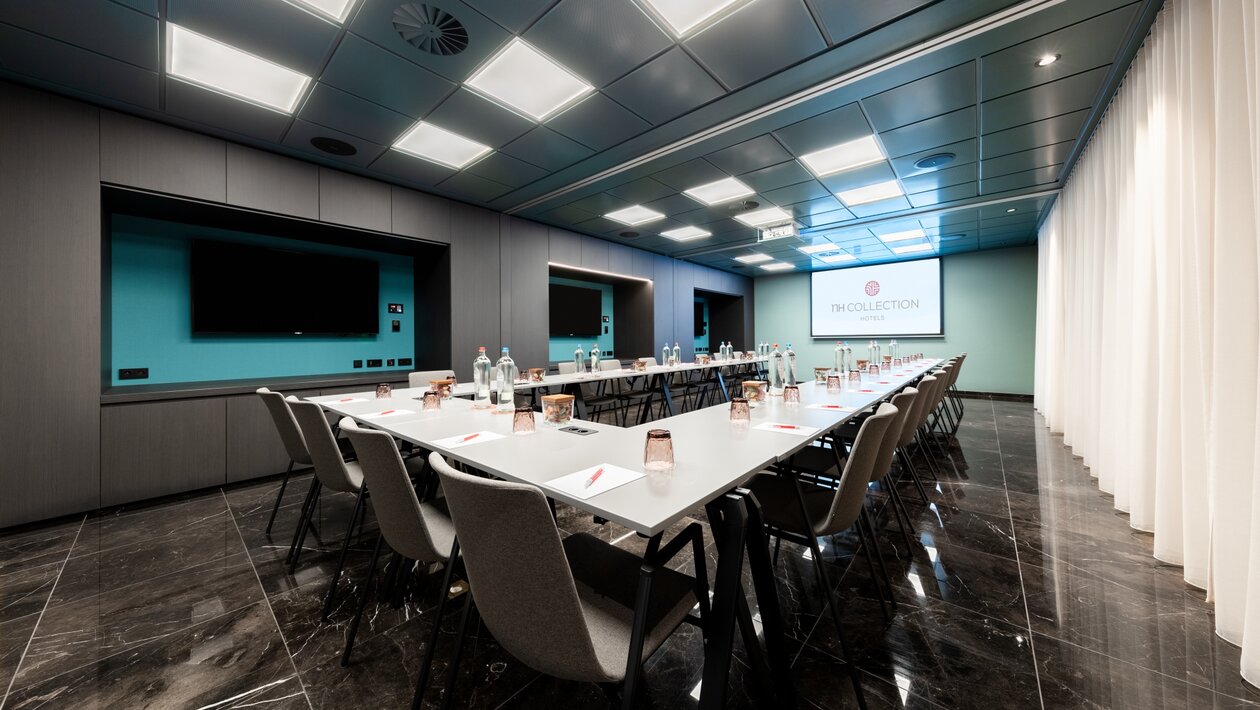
[884,483,916,551]
[288,480,322,573]
[897,448,931,503]
[322,486,367,621]
[806,530,868,710]
[859,509,897,613]
[438,590,476,710]
[414,540,460,710]
[265,460,295,535]
[342,532,385,666]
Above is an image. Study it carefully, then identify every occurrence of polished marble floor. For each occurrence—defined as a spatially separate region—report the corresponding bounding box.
[2,400,1258,709]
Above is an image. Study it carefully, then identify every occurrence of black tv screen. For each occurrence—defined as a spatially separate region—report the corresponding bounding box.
[191,240,379,335]
[549,283,601,337]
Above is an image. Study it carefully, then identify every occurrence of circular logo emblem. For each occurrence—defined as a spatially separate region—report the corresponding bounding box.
[865,280,880,296]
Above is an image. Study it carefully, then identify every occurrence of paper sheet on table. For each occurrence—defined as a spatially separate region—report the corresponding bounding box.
[806,404,855,412]
[431,431,505,449]
[362,408,415,419]
[544,463,644,500]
[753,422,820,436]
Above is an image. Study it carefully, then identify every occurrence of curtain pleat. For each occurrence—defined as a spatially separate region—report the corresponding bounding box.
[1034,0,1260,686]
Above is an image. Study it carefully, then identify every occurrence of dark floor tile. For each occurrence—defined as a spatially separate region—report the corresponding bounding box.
[72,493,232,558]
[0,560,62,625]
[224,471,315,519]
[890,541,1029,629]
[793,645,947,709]
[0,612,39,698]
[901,502,1019,562]
[0,516,83,577]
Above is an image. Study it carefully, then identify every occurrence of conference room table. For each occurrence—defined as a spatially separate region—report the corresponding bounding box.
[308,357,941,709]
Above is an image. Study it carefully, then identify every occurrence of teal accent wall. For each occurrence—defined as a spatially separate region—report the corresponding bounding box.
[754,246,1037,394]
[109,216,414,386]
[547,276,614,363]
[693,297,710,353]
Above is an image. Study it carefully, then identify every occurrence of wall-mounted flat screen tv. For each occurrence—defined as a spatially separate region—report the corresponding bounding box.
[191,240,380,335]
[549,283,601,337]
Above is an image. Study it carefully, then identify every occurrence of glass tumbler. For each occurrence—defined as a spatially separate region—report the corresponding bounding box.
[814,367,830,383]
[783,385,800,403]
[644,429,674,471]
[512,406,535,435]
[421,391,441,411]
[868,364,880,376]
[848,370,861,382]
[826,374,842,393]
[375,383,392,399]
[730,397,750,423]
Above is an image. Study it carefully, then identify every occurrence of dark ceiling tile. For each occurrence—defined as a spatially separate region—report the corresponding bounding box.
[370,148,459,187]
[547,92,651,151]
[643,192,704,217]
[980,66,1110,134]
[525,0,671,87]
[464,151,548,188]
[167,0,335,74]
[901,162,977,194]
[981,140,1073,178]
[299,83,415,145]
[763,180,830,206]
[651,158,729,191]
[980,164,1061,194]
[817,161,896,194]
[0,0,158,70]
[773,102,871,155]
[424,87,534,147]
[862,62,976,132]
[536,204,596,225]
[890,139,977,178]
[500,126,594,171]
[285,119,389,168]
[906,181,977,208]
[0,24,159,109]
[607,177,677,204]
[806,0,937,45]
[348,0,511,83]
[164,78,291,142]
[574,215,628,233]
[683,0,826,89]
[462,0,554,33]
[565,192,633,215]
[604,47,726,125]
[113,0,157,15]
[320,33,456,119]
[846,195,912,218]
[436,170,513,202]
[878,106,976,157]
[980,109,1088,159]
[706,135,793,175]
[740,160,814,191]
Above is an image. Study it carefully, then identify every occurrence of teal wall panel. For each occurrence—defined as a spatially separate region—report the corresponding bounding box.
[754,246,1037,394]
[694,297,710,353]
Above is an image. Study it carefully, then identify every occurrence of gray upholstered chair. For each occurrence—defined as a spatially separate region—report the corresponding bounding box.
[429,451,704,710]
[408,369,456,389]
[336,419,456,672]
[255,388,312,534]
[897,378,940,499]
[746,404,898,706]
[558,360,619,423]
[920,369,960,477]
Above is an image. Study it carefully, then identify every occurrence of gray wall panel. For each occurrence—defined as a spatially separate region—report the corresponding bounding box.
[392,186,451,243]
[581,236,609,272]
[672,261,695,361]
[225,390,319,484]
[319,167,391,232]
[225,144,319,219]
[100,110,226,201]
[652,255,674,354]
[505,217,549,368]
[607,243,633,277]
[101,399,226,506]
[0,83,102,527]
[548,228,582,264]
[450,203,502,363]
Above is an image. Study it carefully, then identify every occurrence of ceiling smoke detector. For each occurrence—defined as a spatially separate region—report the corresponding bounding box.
[727,200,760,212]
[393,3,469,56]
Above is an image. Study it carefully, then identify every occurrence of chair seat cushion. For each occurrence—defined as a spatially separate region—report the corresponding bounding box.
[562,533,699,682]
[747,472,837,538]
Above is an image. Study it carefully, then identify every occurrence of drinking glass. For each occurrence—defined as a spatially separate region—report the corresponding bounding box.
[421,391,441,411]
[375,383,392,399]
[868,364,880,375]
[644,429,674,471]
[783,385,800,403]
[730,397,750,423]
[826,375,842,393]
[512,406,535,435]
[430,379,453,400]
[529,368,546,383]
[814,367,830,383]
[741,380,767,407]
[856,359,869,371]
[848,370,861,382]
[633,359,647,372]
[893,358,903,367]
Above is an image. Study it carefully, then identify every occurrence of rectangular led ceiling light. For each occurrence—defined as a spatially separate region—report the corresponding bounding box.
[683,177,755,205]
[606,205,666,225]
[892,243,934,254]
[167,24,311,113]
[661,226,711,241]
[466,38,593,121]
[285,0,358,22]
[877,228,927,243]
[637,0,753,37]
[735,253,773,264]
[836,180,904,206]
[797,243,836,255]
[760,262,794,271]
[393,121,491,169]
[818,252,856,264]
[734,206,791,227]
[799,135,885,177]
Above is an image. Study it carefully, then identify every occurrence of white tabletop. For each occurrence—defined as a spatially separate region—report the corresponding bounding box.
[310,358,941,535]
[420,356,769,397]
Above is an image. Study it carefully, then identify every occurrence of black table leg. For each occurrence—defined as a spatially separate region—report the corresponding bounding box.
[739,488,799,709]
[700,493,748,710]
[659,373,676,417]
[716,369,730,403]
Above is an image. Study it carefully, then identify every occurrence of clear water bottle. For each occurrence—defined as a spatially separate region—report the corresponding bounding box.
[662,342,671,367]
[496,347,517,412]
[723,341,730,360]
[844,342,853,371]
[574,344,586,374]
[590,343,601,371]
[671,342,681,366]
[472,346,493,409]
[769,343,785,394]
[784,343,798,386]
[834,341,845,374]
[890,339,898,360]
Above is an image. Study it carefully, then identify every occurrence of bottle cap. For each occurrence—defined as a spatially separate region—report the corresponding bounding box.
[478,346,485,352]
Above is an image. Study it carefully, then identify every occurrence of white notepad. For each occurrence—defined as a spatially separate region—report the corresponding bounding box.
[362,408,415,419]
[431,431,504,449]
[753,422,820,437]
[545,463,644,500]
[806,404,854,412]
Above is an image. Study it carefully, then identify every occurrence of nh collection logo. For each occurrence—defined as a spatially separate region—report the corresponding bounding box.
[864,280,880,296]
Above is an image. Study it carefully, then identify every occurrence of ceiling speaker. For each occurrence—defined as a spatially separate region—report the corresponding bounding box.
[310,136,357,156]
[914,153,955,170]
[393,3,470,56]
[619,231,641,239]
[727,200,760,212]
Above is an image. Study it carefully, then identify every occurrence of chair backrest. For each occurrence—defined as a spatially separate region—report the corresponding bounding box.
[598,359,621,371]
[289,400,360,493]
[339,420,447,563]
[255,388,311,465]
[430,452,606,682]
[907,375,941,433]
[945,357,963,387]
[640,357,659,367]
[408,369,456,389]
[557,361,576,375]
[816,403,897,536]
[871,389,916,482]
[928,369,950,409]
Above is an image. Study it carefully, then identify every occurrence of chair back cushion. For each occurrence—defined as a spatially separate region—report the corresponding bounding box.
[872,389,916,481]
[255,388,311,465]
[431,454,606,682]
[289,400,360,493]
[817,403,897,535]
[904,375,939,438]
[408,370,456,389]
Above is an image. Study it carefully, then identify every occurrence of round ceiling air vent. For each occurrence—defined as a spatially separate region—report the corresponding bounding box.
[310,136,357,156]
[914,153,955,170]
[728,200,760,212]
[393,3,469,56]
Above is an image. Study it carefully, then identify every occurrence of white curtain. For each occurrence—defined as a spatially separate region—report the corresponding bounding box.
[1034,0,1260,687]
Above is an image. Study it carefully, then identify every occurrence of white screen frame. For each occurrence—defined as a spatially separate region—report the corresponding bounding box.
[809,257,944,339]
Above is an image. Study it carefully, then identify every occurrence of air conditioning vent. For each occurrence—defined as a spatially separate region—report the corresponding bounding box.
[393,3,469,56]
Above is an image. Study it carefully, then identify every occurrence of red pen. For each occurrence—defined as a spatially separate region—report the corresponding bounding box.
[379,409,395,415]
[584,467,605,488]
[773,424,801,430]
[459,433,480,443]
[339,398,354,402]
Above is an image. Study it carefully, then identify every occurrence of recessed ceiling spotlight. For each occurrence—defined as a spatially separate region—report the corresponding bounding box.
[892,243,934,255]
[393,121,491,168]
[466,38,593,121]
[285,0,359,23]
[1006,207,1017,213]
[167,24,311,113]
[606,205,665,226]
[1034,53,1061,67]
[684,177,755,205]
[735,253,773,264]
[797,243,836,255]
[635,0,754,38]
[876,228,926,243]
[799,135,885,177]
[818,252,857,264]
[760,262,794,271]
[734,206,792,227]
[836,180,903,206]
[310,136,357,156]
[913,153,956,170]
[661,226,711,241]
